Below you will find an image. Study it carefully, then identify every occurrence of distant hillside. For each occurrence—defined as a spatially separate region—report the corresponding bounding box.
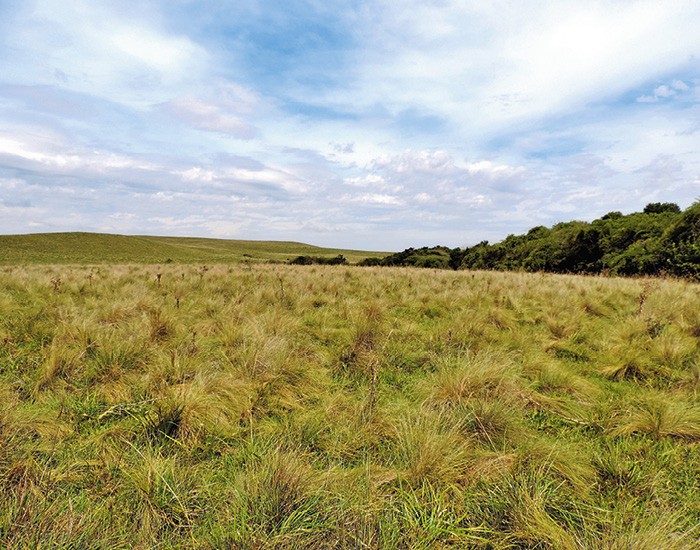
[0,232,389,265]
[362,201,700,279]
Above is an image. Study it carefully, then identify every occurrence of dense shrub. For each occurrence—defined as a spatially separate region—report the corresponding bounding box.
[289,255,348,266]
[359,201,700,278]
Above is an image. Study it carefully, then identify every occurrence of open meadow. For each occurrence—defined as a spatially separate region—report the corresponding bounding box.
[1,264,699,548]
[0,233,387,266]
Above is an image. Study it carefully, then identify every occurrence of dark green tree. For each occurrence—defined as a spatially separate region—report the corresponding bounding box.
[643,202,681,215]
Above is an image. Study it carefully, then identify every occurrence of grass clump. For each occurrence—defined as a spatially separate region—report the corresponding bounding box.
[233,448,329,544]
[424,350,520,407]
[610,396,700,440]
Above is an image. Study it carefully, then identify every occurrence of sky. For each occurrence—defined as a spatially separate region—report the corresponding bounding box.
[0,0,699,251]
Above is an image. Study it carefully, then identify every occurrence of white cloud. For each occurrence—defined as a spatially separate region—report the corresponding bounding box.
[162,97,258,138]
[373,150,455,174]
[202,220,247,237]
[343,174,386,187]
[0,177,25,191]
[3,0,208,106]
[637,79,693,102]
[465,161,526,178]
[1,1,699,250]
[359,150,527,197]
[0,134,160,174]
[312,1,700,142]
[467,194,489,206]
[158,81,263,138]
[110,28,197,73]
[221,167,309,193]
[175,163,310,194]
[178,167,217,182]
[148,215,209,228]
[342,193,403,206]
[108,212,137,221]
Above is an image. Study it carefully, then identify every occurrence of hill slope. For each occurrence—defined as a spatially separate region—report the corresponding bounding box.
[0,232,388,264]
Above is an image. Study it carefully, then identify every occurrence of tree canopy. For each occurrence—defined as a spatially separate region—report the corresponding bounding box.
[361,202,700,278]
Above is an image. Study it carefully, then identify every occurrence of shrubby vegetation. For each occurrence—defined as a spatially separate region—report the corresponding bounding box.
[1,264,699,547]
[359,246,452,269]
[366,201,700,278]
[289,254,348,266]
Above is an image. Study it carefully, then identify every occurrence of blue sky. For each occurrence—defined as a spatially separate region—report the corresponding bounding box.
[1,0,699,250]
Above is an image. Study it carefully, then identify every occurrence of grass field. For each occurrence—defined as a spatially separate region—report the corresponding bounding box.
[0,232,389,265]
[1,263,699,548]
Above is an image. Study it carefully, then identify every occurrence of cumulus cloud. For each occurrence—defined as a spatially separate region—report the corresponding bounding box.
[465,161,526,178]
[343,174,385,187]
[637,79,692,103]
[178,167,217,182]
[362,150,527,197]
[342,193,403,206]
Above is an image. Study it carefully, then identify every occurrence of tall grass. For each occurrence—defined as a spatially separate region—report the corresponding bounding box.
[0,264,699,547]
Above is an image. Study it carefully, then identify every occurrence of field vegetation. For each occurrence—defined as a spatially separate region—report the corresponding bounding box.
[0,233,387,265]
[366,201,700,279]
[1,263,699,548]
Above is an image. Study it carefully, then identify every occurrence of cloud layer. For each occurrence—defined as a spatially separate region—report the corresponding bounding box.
[1,0,699,249]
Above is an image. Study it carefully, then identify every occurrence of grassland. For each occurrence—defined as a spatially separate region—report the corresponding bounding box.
[1,264,699,548]
[0,232,388,265]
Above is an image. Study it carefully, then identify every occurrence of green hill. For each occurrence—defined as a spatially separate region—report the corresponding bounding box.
[0,232,389,265]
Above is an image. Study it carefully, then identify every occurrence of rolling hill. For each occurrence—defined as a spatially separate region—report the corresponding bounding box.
[0,232,389,265]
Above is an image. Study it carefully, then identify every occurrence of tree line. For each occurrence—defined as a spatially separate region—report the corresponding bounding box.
[289,254,349,266]
[359,201,700,278]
